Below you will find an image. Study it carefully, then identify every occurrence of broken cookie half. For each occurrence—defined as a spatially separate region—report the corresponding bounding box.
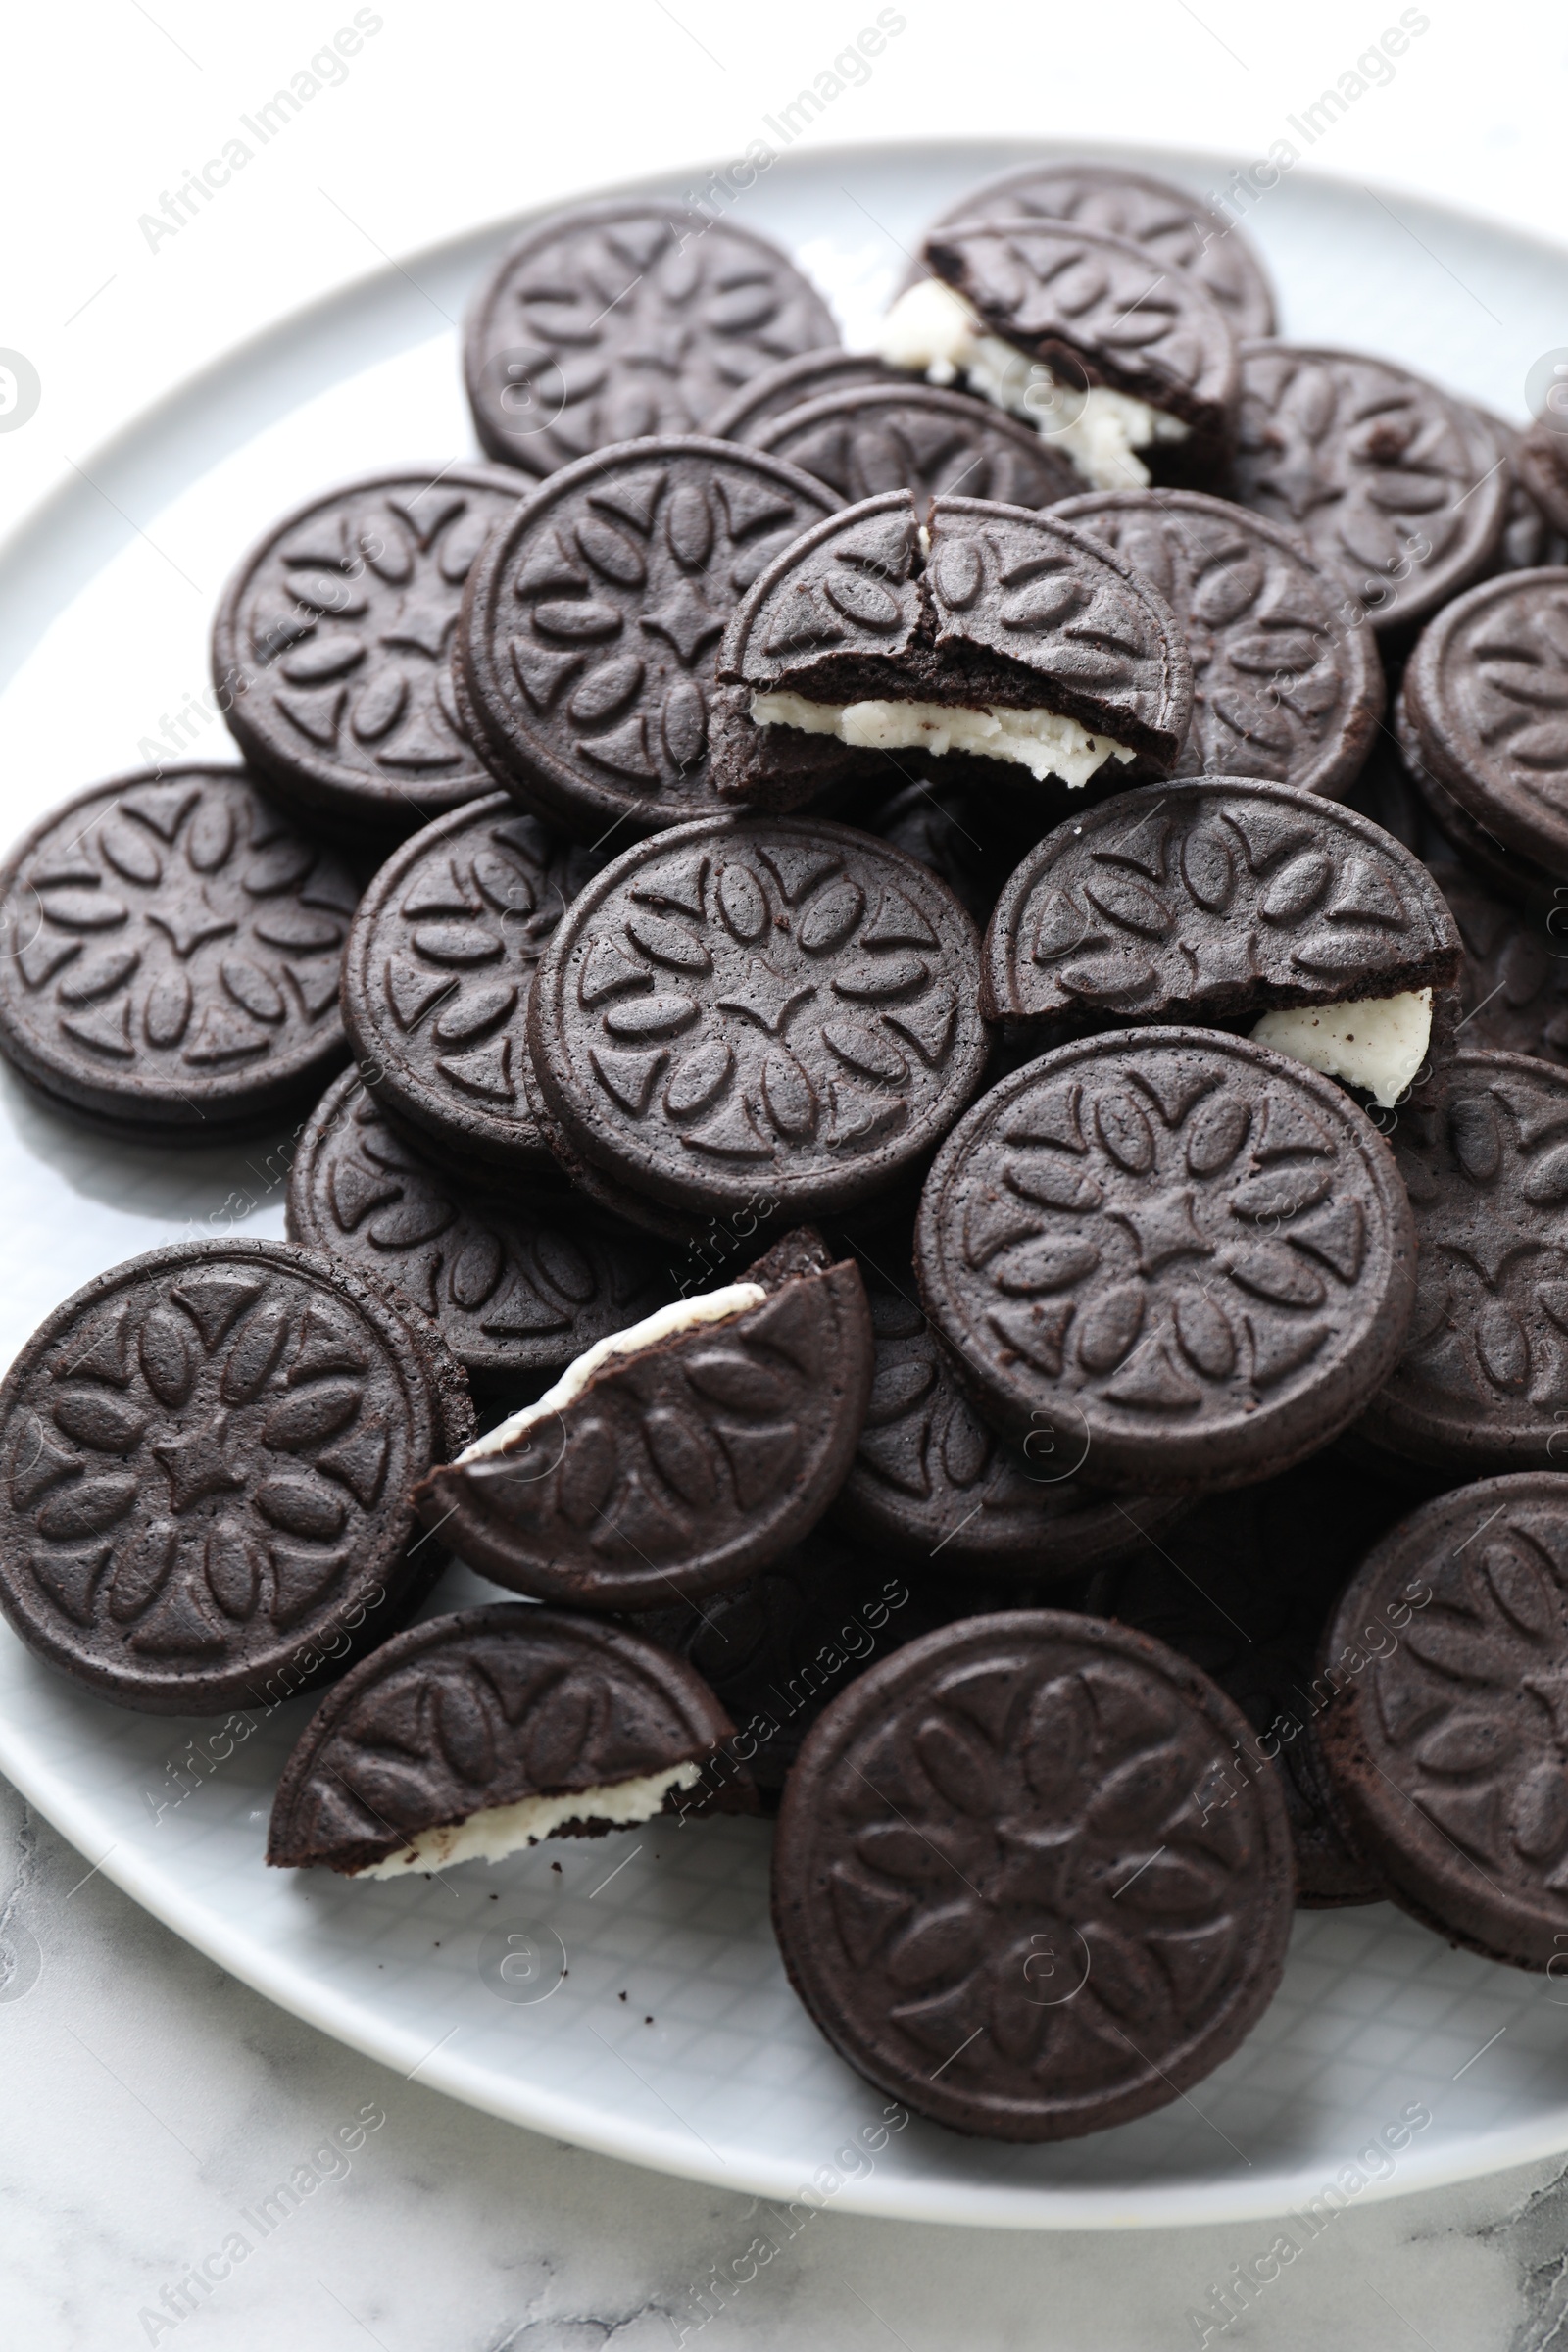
[875,216,1239,492]
[710,490,1192,815]
[268,1603,750,1877]
[414,1228,873,1611]
[982,778,1462,1107]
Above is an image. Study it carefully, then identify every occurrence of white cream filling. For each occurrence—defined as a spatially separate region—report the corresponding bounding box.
[875,277,1189,492]
[352,1760,703,1879]
[458,1283,766,1464]
[752,690,1137,788]
[1250,990,1432,1109]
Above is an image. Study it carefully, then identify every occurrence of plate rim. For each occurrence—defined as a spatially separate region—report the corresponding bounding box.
[8,1690,1565,2230]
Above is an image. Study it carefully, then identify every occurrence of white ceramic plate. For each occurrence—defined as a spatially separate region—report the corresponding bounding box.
[4,141,1568,2230]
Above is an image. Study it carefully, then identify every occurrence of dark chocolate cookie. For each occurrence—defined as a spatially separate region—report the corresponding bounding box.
[707,349,911,441]
[1469,408,1568,575]
[0,766,356,1140]
[339,791,602,1172]
[1233,344,1508,635]
[454,437,841,844]
[711,491,1192,812]
[286,1068,672,1389]
[915,1029,1418,1495]
[464,201,838,476]
[212,466,526,839]
[1315,1474,1568,1968]
[269,1602,746,1874]
[1516,420,1568,541]
[772,1608,1294,2139]
[1051,489,1385,797]
[923,218,1240,477]
[748,383,1079,511]
[1359,1050,1568,1474]
[416,1229,871,1609]
[0,1238,462,1715]
[526,812,990,1229]
[830,1254,1189,1573]
[1437,867,1568,1066]
[1394,685,1559,905]
[921,161,1276,342]
[983,779,1460,1067]
[1087,1454,1414,1905]
[1399,569,1568,884]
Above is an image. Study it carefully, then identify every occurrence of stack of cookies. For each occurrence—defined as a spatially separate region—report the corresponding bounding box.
[4,161,1568,2146]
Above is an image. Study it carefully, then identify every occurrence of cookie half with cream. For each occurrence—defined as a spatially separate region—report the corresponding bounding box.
[267,1603,749,1877]
[415,1228,872,1610]
[983,778,1462,1108]
[876,218,1239,492]
[710,491,1191,815]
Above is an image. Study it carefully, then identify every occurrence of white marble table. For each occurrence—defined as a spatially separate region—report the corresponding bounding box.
[2,1772,1558,2350]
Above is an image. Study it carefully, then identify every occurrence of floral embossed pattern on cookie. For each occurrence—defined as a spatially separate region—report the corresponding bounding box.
[341,792,605,1168]
[1051,489,1384,797]
[0,766,357,1137]
[749,383,1079,511]
[213,467,526,835]
[527,814,990,1226]
[1399,568,1568,881]
[920,160,1277,341]
[1316,1474,1568,1968]
[287,1070,671,1386]
[830,1260,1188,1573]
[915,1029,1416,1494]
[463,201,839,476]
[1360,1049,1568,1473]
[268,1603,744,1873]
[711,490,1194,810]
[923,218,1240,473]
[983,778,1460,1033]
[1233,344,1507,633]
[0,1239,447,1713]
[771,1609,1295,2139]
[455,439,841,842]
[418,1230,872,1610]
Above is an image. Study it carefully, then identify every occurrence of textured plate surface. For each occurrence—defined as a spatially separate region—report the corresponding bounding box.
[6,140,1568,2229]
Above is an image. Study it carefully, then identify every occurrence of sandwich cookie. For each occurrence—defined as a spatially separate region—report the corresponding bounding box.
[453,438,841,843]
[339,792,604,1174]
[268,1603,750,1875]
[1315,1475,1568,1968]
[286,1068,672,1390]
[710,490,1191,815]
[914,1028,1417,1495]
[1232,345,1508,635]
[916,160,1276,342]
[212,466,527,839]
[771,1609,1294,2138]
[464,199,837,474]
[982,778,1461,1108]
[415,1229,872,1610]
[0,1238,471,1715]
[0,766,357,1141]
